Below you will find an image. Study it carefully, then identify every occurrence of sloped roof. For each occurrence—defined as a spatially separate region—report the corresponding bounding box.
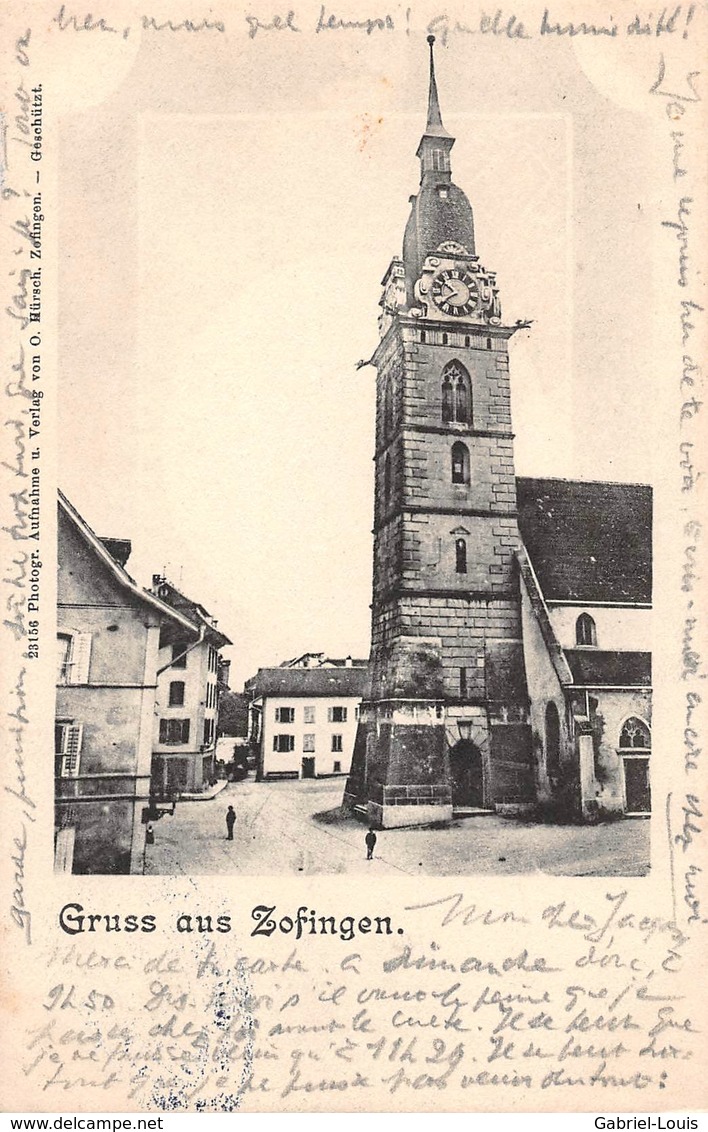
[564,649,651,687]
[152,578,231,649]
[246,666,369,699]
[58,492,197,636]
[516,477,652,604]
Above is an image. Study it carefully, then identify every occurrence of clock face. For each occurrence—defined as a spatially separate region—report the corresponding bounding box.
[430,268,479,317]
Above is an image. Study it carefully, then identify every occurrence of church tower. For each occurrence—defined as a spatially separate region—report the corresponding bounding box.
[344,38,535,827]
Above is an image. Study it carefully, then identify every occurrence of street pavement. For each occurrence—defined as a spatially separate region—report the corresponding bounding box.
[143,777,650,877]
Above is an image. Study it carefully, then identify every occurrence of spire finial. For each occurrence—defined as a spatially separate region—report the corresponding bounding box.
[425,33,444,133]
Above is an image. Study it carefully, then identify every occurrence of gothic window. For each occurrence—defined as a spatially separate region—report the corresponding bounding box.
[545,702,561,777]
[456,375,470,422]
[442,376,454,423]
[451,441,470,485]
[576,613,597,646]
[441,362,472,425]
[455,538,467,574]
[619,717,651,751]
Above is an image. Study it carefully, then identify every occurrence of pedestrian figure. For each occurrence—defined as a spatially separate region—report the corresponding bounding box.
[365,827,377,860]
[226,805,236,841]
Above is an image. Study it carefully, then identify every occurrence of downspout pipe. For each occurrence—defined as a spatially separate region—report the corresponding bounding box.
[156,621,206,677]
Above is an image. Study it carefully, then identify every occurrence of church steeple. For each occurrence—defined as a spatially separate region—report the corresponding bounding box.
[403,36,475,288]
[424,34,448,137]
[415,35,454,182]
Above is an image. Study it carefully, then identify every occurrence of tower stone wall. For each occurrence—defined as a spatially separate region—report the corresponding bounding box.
[344,39,534,826]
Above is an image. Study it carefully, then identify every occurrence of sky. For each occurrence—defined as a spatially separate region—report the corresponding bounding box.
[56,14,661,688]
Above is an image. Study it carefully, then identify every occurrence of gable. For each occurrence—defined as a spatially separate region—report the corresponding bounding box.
[58,506,145,609]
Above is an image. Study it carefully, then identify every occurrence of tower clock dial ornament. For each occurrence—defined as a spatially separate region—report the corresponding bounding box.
[430,268,479,317]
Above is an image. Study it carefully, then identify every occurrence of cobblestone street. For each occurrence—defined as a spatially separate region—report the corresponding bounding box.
[144,777,650,877]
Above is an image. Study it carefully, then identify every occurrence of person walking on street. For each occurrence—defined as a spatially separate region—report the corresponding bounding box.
[365,827,377,860]
[226,805,236,841]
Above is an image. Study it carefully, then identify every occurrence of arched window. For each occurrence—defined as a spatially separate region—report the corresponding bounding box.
[442,375,454,423]
[451,442,470,485]
[619,717,651,751]
[441,362,472,426]
[456,376,470,423]
[576,613,597,646]
[545,702,561,776]
[455,538,467,574]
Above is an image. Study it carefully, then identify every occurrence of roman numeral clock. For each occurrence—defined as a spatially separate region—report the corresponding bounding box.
[413,241,502,325]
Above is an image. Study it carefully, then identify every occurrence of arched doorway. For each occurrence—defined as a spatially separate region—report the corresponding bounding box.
[449,739,484,809]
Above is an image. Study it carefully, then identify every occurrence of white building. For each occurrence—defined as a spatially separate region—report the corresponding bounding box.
[150,575,232,795]
[246,659,368,780]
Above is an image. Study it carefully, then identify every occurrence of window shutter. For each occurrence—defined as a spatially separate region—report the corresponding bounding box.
[72,633,92,683]
[181,720,190,744]
[273,736,278,751]
[62,725,83,777]
[54,827,76,873]
[327,707,334,722]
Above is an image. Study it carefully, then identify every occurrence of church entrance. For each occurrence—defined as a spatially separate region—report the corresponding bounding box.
[623,757,650,814]
[449,739,484,809]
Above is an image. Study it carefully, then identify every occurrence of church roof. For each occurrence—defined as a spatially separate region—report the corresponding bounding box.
[516,477,652,604]
[564,649,651,687]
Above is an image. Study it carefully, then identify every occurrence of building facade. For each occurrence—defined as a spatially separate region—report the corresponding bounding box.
[344,39,651,828]
[246,658,368,780]
[56,493,198,874]
[149,575,232,796]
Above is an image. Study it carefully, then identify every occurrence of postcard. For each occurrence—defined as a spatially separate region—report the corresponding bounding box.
[1,0,706,1113]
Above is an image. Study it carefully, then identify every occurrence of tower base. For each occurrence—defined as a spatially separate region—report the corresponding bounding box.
[344,697,453,829]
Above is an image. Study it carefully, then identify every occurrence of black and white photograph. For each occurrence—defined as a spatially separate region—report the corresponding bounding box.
[1,0,706,1115]
[54,25,658,878]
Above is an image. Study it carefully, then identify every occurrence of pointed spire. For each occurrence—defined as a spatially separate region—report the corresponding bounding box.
[425,35,447,136]
[416,34,454,170]
[423,35,451,139]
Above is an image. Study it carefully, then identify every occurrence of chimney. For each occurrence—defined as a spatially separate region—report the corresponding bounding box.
[345,655,352,668]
